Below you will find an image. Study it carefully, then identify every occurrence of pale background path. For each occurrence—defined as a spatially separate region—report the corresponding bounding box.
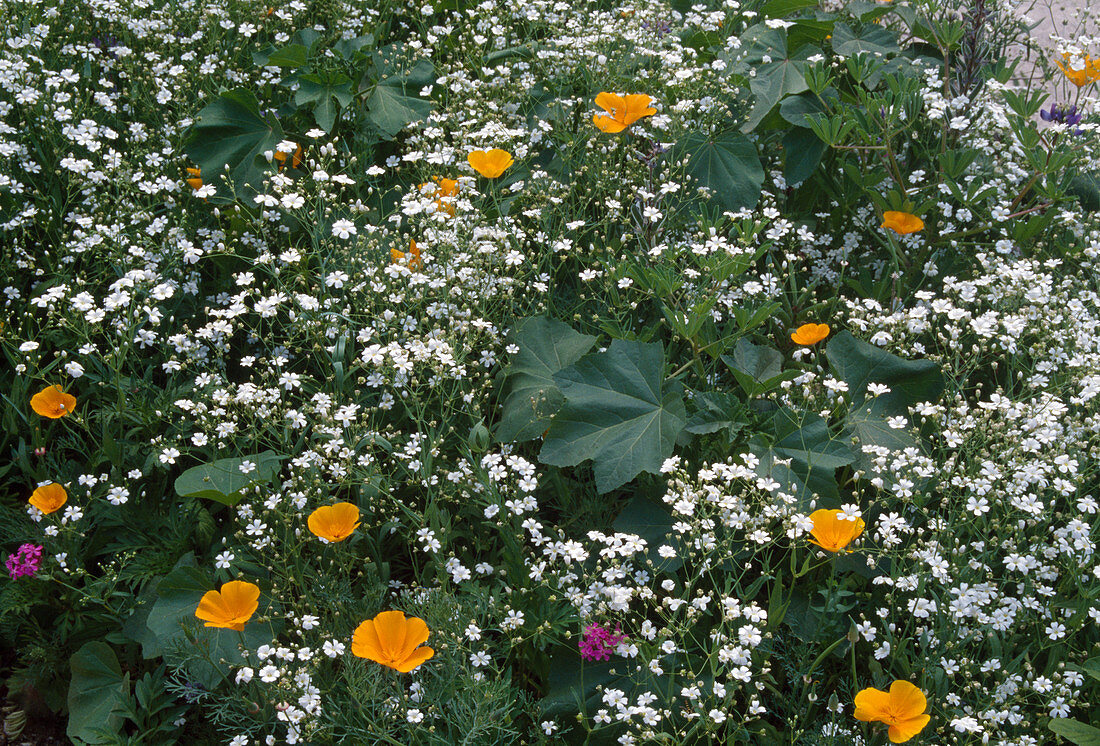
[1013,0,1097,106]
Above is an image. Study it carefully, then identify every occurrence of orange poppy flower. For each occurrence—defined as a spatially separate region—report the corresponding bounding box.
[421,177,460,215]
[791,323,830,346]
[194,580,261,631]
[351,610,435,672]
[1056,54,1100,87]
[808,509,865,552]
[307,502,361,543]
[592,92,657,133]
[185,167,203,191]
[30,385,76,419]
[274,144,304,170]
[391,239,422,270]
[467,149,514,179]
[854,680,931,743]
[881,211,924,235]
[29,483,67,515]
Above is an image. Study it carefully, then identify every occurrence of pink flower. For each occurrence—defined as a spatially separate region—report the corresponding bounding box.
[6,543,43,579]
[578,623,627,662]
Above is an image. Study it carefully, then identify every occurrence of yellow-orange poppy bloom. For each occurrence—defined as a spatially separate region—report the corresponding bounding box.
[467,149,514,179]
[274,144,304,170]
[29,483,67,515]
[30,385,76,419]
[307,502,361,543]
[1056,54,1100,87]
[808,509,865,552]
[391,239,422,270]
[194,580,261,631]
[592,92,657,133]
[421,177,460,215]
[881,211,924,235]
[352,610,435,672]
[791,323,830,346]
[185,167,203,191]
[854,680,931,743]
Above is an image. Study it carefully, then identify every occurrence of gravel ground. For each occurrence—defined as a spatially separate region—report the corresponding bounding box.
[1013,0,1098,103]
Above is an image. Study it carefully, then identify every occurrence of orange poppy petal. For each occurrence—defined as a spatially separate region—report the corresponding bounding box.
[31,385,76,418]
[399,615,430,659]
[373,610,409,659]
[889,714,931,742]
[594,91,625,115]
[854,687,892,722]
[593,114,628,133]
[307,509,331,538]
[29,483,67,514]
[395,645,434,673]
[352,619,384,661]
[888,680,928,717]
[195,589,233,625]
[220,580,260,618]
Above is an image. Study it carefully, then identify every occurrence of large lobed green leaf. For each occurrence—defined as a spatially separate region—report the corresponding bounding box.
[738,24,820,132]
[366,57,435,139]
[540,340,686,493]
[495,317,596,443]
[183,89,284,201]
[825,331,944,409]
[67,642,127,744]
[1049,719,1100,746]
[677,131,765,212]
[174,451,283,507]
[751,407,854,505]
[143,563,277,689]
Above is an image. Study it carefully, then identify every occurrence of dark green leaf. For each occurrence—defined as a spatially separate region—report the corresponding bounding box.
[613,496,683,572]
[67,642,126,744]
[255,43,307,68]
[722,339,790,397]
[1069,172,1100,212]
[1049,719,1100,746]
[845,396,920,473]
[825,331,944,408]
[366,58,435,138]
[752,408,853,504]
[173,451,284,507]
[678,131,764,212]
[830,22,899,57]
[783,127,827,184]
[760,0,818,18]
[496,317,596,443]
[745,60,810,131]
[334,34,375,60]
[739,26,818,132]
[779,90,835,127]
[541,340,686,493]
[1077,656,1100,683]
[685,391,745,436]
[184,89,284,200]
[295,73,354,132]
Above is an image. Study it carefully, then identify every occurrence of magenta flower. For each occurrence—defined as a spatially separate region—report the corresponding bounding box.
[6,543,43,579]
[578,622,627,662]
